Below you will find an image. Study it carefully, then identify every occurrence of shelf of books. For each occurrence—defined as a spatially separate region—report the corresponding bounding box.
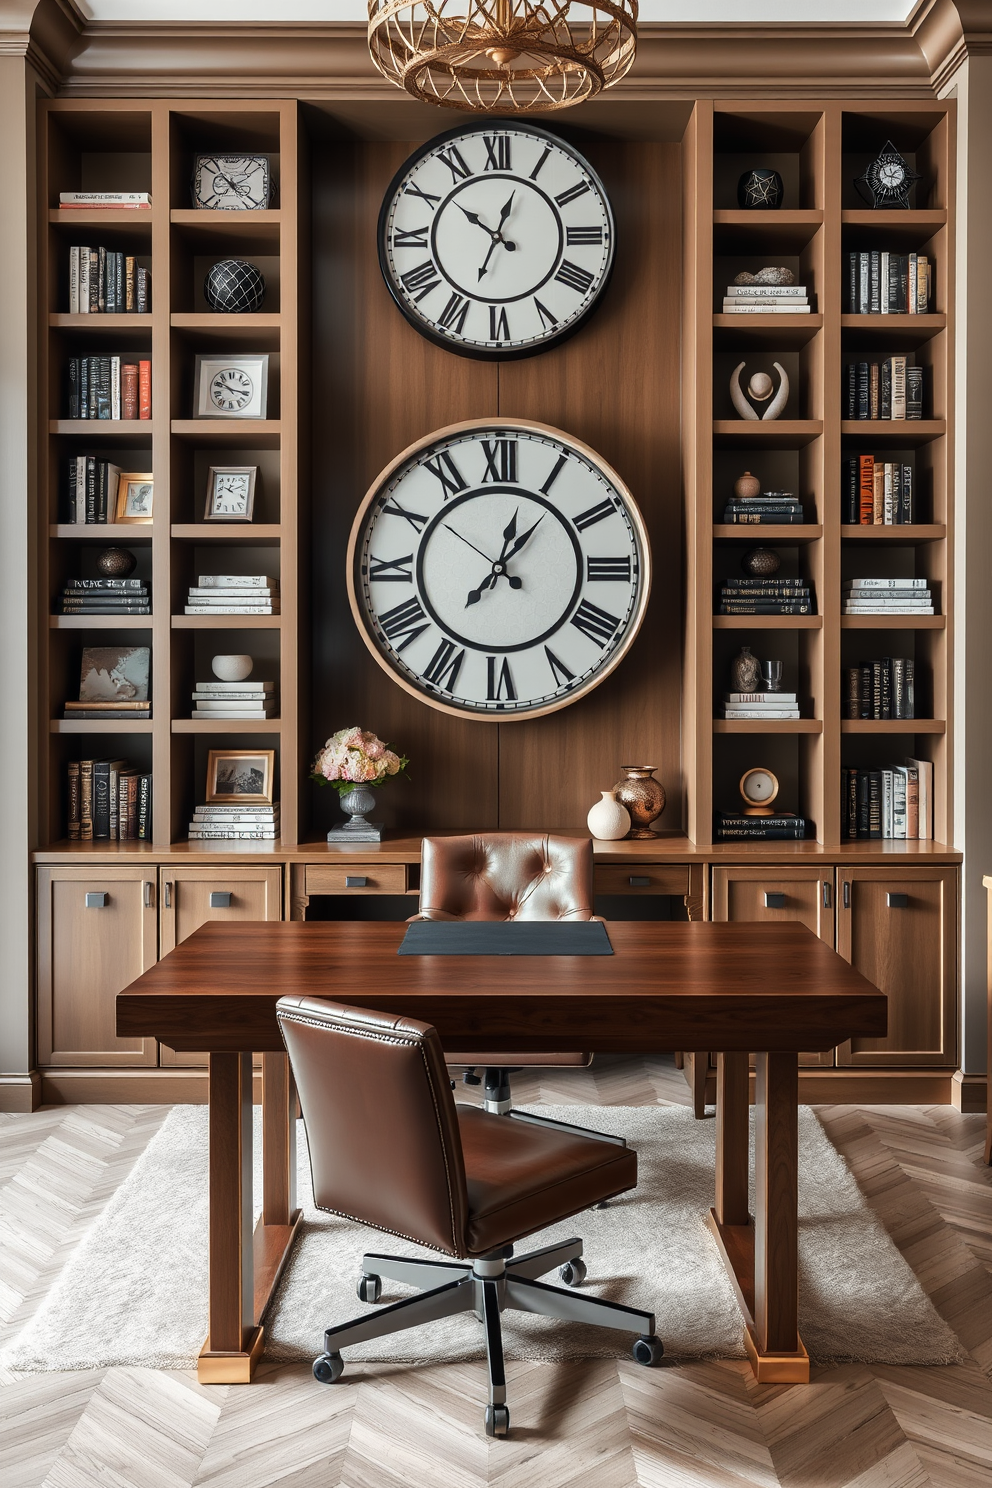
[38,99,306,851]
[683,99,953,848]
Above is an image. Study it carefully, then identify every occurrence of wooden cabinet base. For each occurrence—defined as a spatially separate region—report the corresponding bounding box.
[198,1323,266,1385]
[680,1063,959,1111]
[705,1213,810,1384]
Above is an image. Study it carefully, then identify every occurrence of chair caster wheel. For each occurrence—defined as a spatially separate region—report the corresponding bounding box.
[558,1258,587,1287]
[313,1352,344,1384]
[485,1404,510,1437]
[357,1273,382,1304]
[632,1335,664,1367]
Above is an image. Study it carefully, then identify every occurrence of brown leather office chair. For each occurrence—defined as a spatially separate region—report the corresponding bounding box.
[276,995,663,1437]
[412,832,596,1115]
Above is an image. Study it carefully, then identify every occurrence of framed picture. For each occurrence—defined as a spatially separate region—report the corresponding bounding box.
[204,465,257,522]
[194,353,268,420]
[114,473,154,523]
[206,748,274,804]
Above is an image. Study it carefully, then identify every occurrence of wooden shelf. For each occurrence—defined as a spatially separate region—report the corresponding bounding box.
[171,523,281,542]
[841,208,946,229]
[172,719,282,733]
[713,420,822,447]
[714,524,822,542]
[713,719,823,733]
[841,524,945,542]
[841,719,945,733]
[49,314,152,331]
[48,209,153,231]
[50,718,153,733]
[712,209,823,251]
[841,615,945,629]
[713,314,822,349]
[841,420,945,444]
[50,614,152,629]
[171,419,282,448]
[170,314,281,348]
[50,420,152,437]
[171,614,282,629]
[52,523,156,539]
[713,615,823,630]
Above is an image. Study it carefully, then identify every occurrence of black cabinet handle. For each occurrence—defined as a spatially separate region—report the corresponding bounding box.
[629,876,651,888]
[764,891,786,909]
[144,881,153,908]
[822,881,832,909]
[345,876,368,888]
[209,891,233,909]
[84,891,107,909]
[164,882,172,909]
[843,881,851,909]
[887,892,909,909]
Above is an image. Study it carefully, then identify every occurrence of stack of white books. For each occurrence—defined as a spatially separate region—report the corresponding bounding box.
[722,691,800,721]
[191,679,275,720]
[722,284,811,314]
[185,574,280,615]
[842,577,934,615]
[188,803,280,840]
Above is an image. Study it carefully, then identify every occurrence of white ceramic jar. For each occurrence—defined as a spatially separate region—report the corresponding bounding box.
[586,791,630,841]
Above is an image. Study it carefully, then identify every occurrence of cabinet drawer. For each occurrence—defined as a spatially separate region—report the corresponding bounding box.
[594,864,690,896]
[305,864,408,895]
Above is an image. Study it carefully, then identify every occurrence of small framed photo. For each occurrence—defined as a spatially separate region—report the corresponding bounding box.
[206,748,274,804]
[194,353,268,420]
[204,465,257,522]
[114,473,154,523]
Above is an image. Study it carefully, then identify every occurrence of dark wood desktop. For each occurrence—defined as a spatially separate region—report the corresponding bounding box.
[117,919,887,1385]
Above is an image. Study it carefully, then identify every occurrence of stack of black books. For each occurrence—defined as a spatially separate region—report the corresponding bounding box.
[59,577,150,615]
[722,491,805,525]
[715,811,808,840]
[844,659,915,720]
[718,577,812,615]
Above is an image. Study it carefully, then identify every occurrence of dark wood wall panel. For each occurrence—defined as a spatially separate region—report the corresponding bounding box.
[311,137,682,837]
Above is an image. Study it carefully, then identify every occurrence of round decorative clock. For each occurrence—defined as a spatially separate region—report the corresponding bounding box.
[347,420,650,720]
[377,122,615,360]
[739,767,780,816]
[854,140,921,210]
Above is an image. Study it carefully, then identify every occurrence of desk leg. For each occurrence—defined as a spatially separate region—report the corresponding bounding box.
[707,1050,809,1384]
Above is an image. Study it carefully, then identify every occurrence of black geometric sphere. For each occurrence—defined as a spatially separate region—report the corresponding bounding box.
[204,259,266,314]
[737,169,784,210]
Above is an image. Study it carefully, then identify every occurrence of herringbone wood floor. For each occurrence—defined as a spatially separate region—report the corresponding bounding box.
[2,1056,991,1488]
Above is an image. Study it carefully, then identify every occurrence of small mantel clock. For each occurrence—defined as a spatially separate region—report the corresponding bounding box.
[854,140,921,210]
[347,420,650,721]
[377,122,615,360]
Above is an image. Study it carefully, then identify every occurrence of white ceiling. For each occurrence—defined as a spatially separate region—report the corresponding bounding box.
[74,2,918,23]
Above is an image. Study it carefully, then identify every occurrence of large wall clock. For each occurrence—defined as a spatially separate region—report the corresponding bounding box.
[377,122,615,360]
[347,421,650,721]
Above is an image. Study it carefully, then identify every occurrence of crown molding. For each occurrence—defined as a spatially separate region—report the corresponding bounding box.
[5,0,992,101]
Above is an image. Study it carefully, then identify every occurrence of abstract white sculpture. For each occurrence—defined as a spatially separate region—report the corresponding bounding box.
[730,361,790,421]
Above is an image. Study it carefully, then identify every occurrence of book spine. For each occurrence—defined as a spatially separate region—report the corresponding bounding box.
[109,763,120,839]
[846,361,856,419]
[881,768,892,839]
[868,770,882,838]
[137,774,151,839]
[880,359,890,421]
[79,760,94,840]
[68,245,79,314]
[115,252,123,314]
[67,358,80,419]
[891,658,915,719]
[881,658,892,719]
[125,256,135,312]
[904,765,920,839]
[883,463,895,525]
[869,250,880,314]
[871,660,882,719]
[847,252,857,313]
[87,249,98,312]
[79,356,89,419]
[844,667,860,718]
[858,251,869,314]
[908,253,918,315]
[67,761,81,840]
[858,362,870,420]
[893,768,908,839]
[122,362,138,420]
[138,360,151,419]
[906,366,923,419]
[843,458,858,524]
[79,245,90,314]
[890,355,907,420]
[110,356,121,422]
[919,256,930,314]
[97,245,106,313]
[902,463,914,523]
[66,456,77,523]
[85,457,97,523]
[136,266,149,314]
[92,761,111,839]
[857,770,870,837]
[845,768,858,839]
[96,357,111,419]
[95,460,108,523]
[873,462,884,524]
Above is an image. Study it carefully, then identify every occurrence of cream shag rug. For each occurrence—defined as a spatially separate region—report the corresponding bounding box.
[0,1105,962,1372]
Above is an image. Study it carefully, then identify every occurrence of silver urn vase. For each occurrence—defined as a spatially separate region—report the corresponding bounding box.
[338,785,376,829]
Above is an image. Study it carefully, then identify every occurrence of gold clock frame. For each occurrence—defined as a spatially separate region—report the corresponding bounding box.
[739,766,780,817]
[346,417,652,723]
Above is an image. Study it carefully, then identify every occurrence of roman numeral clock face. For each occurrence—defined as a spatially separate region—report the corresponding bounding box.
[347,422,651,720]
[378,122,615,358]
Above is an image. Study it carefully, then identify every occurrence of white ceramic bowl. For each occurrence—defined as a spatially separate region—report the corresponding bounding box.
[211,653,254,682]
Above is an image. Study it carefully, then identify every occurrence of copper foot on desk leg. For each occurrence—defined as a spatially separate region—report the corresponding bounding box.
[198,1324,265,1384]
[744,1324,809,1384]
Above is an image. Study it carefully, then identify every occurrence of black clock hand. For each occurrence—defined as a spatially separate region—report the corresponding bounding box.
[503,512,545,561]
[478,192,518,280]
[443,524,497,566]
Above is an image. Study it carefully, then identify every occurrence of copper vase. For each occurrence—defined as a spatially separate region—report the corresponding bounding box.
[613,765,666,840]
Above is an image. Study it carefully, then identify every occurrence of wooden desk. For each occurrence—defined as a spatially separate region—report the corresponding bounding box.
[117,919,887,1385]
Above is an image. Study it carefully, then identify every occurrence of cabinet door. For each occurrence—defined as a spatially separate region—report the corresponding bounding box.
[159,867,283,1067]
[37,866,158,1067]
[835,866,958,1067]
[711,865,836,1067]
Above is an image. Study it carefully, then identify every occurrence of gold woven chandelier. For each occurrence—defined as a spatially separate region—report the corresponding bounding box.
[368,0,639,112]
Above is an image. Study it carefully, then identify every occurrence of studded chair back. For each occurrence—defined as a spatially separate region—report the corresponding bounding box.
[417,833,595,922]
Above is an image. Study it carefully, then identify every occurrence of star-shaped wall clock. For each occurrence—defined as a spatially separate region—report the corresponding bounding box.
[854,140,921,209]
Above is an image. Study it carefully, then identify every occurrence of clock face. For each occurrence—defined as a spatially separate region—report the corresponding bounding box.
[348,421,650,720]
[193,154,270,211]
[210,368,253,412]
[378,123,614,360]
[740,768,779,805]
[212,475,249,514]
[878,160,906,190]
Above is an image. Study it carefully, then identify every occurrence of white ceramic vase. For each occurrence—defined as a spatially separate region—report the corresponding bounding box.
[586,791,630,841]
[211,654,253,682]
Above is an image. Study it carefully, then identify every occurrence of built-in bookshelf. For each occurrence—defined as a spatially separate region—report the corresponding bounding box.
[39,100,307,848]
[683,101,953,848]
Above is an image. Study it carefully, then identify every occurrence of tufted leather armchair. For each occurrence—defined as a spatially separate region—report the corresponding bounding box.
[411,833,597,1112]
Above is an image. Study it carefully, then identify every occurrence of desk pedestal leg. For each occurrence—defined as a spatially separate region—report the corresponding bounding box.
[707,1050,809,1384]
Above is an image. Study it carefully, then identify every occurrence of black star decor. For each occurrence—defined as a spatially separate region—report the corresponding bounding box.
[855,140,921,210]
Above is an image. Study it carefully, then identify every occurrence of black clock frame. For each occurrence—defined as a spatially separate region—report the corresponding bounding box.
[376,120,616,362]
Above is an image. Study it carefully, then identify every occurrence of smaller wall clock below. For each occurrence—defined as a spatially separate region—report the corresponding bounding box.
[347,420,651,720]
[378,121,615,360]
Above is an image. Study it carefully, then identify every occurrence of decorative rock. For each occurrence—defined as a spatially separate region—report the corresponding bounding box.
[586,791,631,842]
[730,646,762,692]
[211,654,254,682]
[734,471,762,500]
[733,267,796,286]
[96,546,137,577]
[741,547,782,577]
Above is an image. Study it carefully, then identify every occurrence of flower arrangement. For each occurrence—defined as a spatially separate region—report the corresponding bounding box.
[312,727,408,797]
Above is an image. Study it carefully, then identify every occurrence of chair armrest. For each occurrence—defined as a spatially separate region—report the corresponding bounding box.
[506,1110,627,1146]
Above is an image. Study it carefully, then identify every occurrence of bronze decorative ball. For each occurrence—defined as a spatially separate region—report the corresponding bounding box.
[741,547,781,577]
[96,546,137,578]
[734,471,762,500]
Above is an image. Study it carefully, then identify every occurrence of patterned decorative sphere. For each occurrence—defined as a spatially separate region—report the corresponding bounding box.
[741,547,782,577]
[204,259,266,314]
[737,169,784,210]
[96,546,137,577]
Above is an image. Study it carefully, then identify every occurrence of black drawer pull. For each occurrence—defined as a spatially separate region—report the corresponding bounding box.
[84,891,108,909]
[345,876,368,888]
[764,892,786,909]
[629,876,651,888]
[887,892,909,909]
[822,881,831,909]
[209,891,233,909]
